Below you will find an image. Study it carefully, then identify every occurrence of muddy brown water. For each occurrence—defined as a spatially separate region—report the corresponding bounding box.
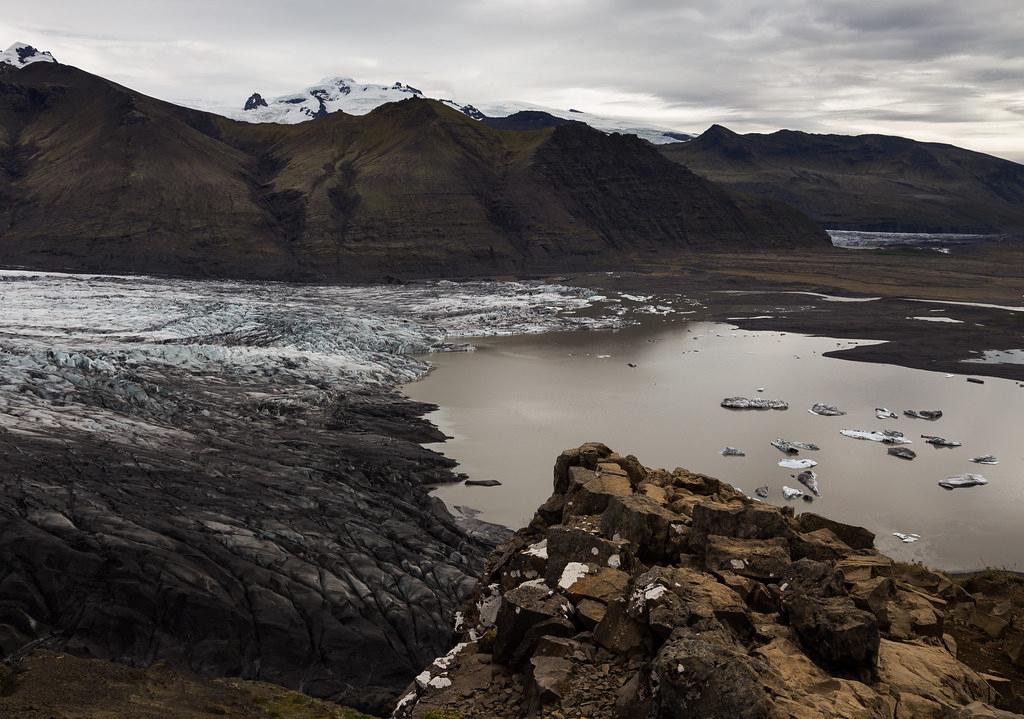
[405,320,1024,571]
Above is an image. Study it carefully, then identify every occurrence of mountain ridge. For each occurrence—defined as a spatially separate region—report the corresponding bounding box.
[662,125,1024,235]
[0,61,827,282]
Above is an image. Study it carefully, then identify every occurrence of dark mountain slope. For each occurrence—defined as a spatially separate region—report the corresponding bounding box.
[662,125,1024,234]
[0,64,827,280]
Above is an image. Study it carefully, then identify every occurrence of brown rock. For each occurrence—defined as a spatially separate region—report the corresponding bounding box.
[786,594,880,671]
[877,639,995,706]
[527,655,573,707]
[689,501,792,552]
[653,628,772,719]
[837,553,894,582]
[566,568,630,603]
[790,527,853,562]
[797,513,875,550]
[493,584,572,666]
[600,494,687,562]
[895,692,945,719]
[564,472,633,517]
[638,482,668,504]
[544,526,629,586]
[970,610,1010,639]
[575,599,606,630]
[593,599,648,655]
[705,535,791,582]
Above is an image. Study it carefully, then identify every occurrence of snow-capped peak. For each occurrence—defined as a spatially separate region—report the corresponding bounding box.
[202,72,693,143]
[1,42,58,69]
[234,76,427,123]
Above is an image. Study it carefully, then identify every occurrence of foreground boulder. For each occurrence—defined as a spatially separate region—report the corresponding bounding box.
[395,445,1023,718]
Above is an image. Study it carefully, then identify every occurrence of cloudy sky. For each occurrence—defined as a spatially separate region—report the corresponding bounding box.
[3,0,1023,160]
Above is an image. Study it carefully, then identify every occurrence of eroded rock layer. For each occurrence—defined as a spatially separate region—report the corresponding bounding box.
[397,444,1022,718]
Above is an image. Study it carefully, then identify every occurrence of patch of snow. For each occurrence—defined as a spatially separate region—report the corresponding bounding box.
[558,561,590,589]
[524,539,548,559]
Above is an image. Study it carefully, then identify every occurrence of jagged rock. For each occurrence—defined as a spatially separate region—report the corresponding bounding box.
[790,527,853,562]
[877,640,995,707]
[527,655,573,707]
[566,568,631,603]
[493,584,573,666]
[398,445,1020,719]
[705,535,791,582]
[543,526,629,586]
[786,594,880,671]
[535,493,567,525]
[836,553,894,582]
[755,637,895,718]
[599,494,686,562]
[653,628,773,719]
[780,557,847,598]
[849,576,898,617]
[970,610,1010,639]
[689,501,792,552]
[575,599,607,629]
[593,598,648,654]
[564,468,633,516]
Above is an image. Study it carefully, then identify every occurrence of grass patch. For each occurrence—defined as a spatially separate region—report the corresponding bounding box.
[257,692,374,719]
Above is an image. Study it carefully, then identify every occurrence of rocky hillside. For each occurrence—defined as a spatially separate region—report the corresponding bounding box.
[0,62,826,281]
[397,444,1024,718]
[663,125,1024,235]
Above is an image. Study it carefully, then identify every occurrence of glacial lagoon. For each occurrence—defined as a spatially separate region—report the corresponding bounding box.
[408,319,1024,571]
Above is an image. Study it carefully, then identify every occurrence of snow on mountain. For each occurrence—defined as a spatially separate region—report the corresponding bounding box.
[0,42,57,69]
[215,75,692,144]
[225,77,429,123]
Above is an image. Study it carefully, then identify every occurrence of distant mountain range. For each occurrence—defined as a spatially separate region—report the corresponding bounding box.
[206,75,694,145]
[0,58,824,281]
[662,125,1024,234]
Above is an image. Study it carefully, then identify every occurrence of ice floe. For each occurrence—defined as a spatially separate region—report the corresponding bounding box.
[721,397,789,410]
[938,474,988,490]
[809,403,846,416]
[782,486,804,500]
[720,447,746,457]
[840,429,912,444]
[771,438,820,454]
[904,409,943,420]
[778,458,817,470]
[922,435,961,448]
[893,532,921,544]
[970,455,999,465]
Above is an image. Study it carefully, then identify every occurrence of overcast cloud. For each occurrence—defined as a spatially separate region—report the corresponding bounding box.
[2,0,1022,160]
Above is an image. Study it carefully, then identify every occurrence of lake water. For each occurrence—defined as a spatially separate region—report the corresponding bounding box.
[406,320,1024,571]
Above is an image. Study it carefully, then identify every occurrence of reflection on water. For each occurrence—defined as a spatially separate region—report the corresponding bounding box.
[405,321,1024,571]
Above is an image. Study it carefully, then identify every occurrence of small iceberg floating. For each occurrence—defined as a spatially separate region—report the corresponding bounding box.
[754,486,769,499]
[971,455,999,465]
[875,408,898,420]
[779,458,817,470]
[721,396,789,410]
[922,435,961,448]
[771,438,820,454]
[840,429,912,445]
[809,403,846,417]
[795,470,820,497]
[720,446,746,457]
[904,409,943,420]
[938,473,988,490]
[888,447,917,461]
[893,532,921,544]
[782,485,804,500]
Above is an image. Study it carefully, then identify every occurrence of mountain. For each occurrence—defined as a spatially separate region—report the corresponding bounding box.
[662,125,1024,235]
[0,61,826,281]
[0,42,57,74]
[213,75,694,144]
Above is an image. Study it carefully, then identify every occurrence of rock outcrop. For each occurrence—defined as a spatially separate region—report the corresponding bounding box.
[396,444,1022,718]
